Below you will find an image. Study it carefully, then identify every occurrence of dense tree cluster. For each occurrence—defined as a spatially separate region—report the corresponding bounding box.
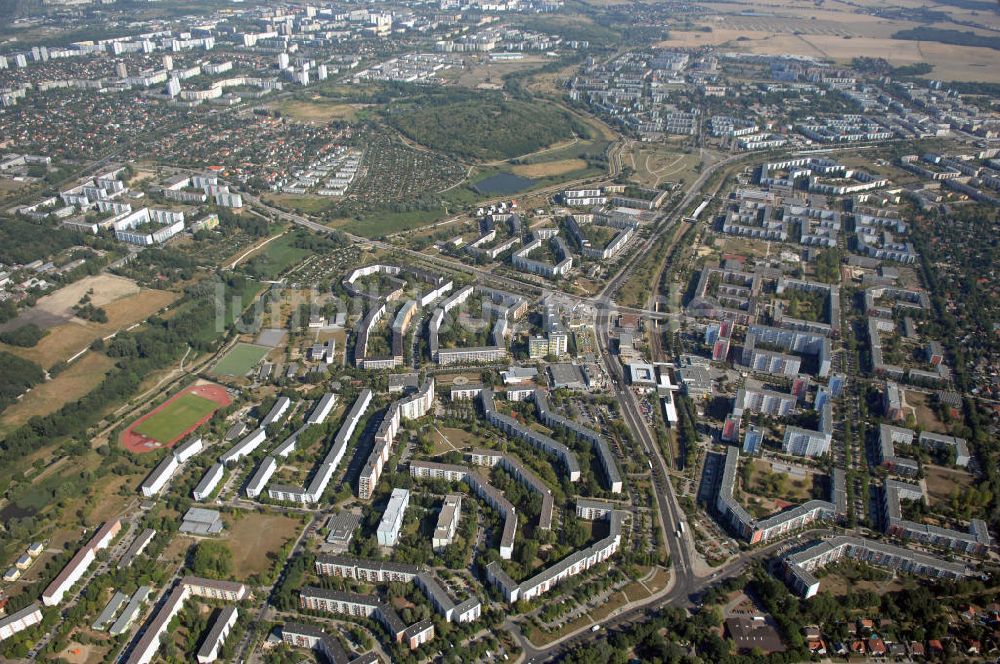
[387,90,588,161]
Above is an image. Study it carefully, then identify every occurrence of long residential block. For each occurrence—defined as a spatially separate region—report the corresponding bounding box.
[783,536,975,599]
[480,388,581,482]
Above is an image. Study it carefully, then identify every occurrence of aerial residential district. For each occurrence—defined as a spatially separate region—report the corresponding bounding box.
[1,1,1000,663]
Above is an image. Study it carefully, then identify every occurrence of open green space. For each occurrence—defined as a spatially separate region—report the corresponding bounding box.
[337,209,445,239]
[264,193,340,216]
[387,90,589,161]
[211,343,270,376]
[242,232,312,281]
[133,392,221,443]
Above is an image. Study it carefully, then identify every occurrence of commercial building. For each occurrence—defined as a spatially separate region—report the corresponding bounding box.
[179,507,225,536]
[325,511,361,550]
[376,488,410,547]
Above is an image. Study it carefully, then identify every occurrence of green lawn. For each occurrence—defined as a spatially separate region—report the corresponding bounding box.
[133,392,221,443]
[243,233,311,281]
[211,343,270,376]
[340,209,445,239]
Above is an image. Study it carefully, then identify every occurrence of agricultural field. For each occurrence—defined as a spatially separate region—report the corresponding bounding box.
[211,343,271,376]
[656,1,1000,83]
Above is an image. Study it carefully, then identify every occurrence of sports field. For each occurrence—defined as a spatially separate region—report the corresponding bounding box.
[122,383,232,453]
[211,343,270,376]
[132,393,220,442]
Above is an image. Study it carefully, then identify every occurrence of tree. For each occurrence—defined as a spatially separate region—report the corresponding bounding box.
[190,540,234,580]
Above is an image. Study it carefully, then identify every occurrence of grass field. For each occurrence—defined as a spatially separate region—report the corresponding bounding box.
[431,427,481,455]
[335,209,445,239]
[627,145,702,187]
[227,512,302,577]
[132,392,221,443]
[512,158,590,178]
[211,343,270,376]
[271,98,367,123]
[0,352,114,434]
[256,234,311,280]
[0,286,177,367]
[263,193,340,216]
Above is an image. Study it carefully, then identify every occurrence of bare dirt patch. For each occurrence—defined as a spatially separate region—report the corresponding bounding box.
[226,512,303,577]
[56,640,109,664]
[924,465,975,505]
[905,390,950,434]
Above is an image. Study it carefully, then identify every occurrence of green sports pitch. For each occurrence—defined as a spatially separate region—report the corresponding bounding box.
[132,393,221,444]
[211,343,270,376]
